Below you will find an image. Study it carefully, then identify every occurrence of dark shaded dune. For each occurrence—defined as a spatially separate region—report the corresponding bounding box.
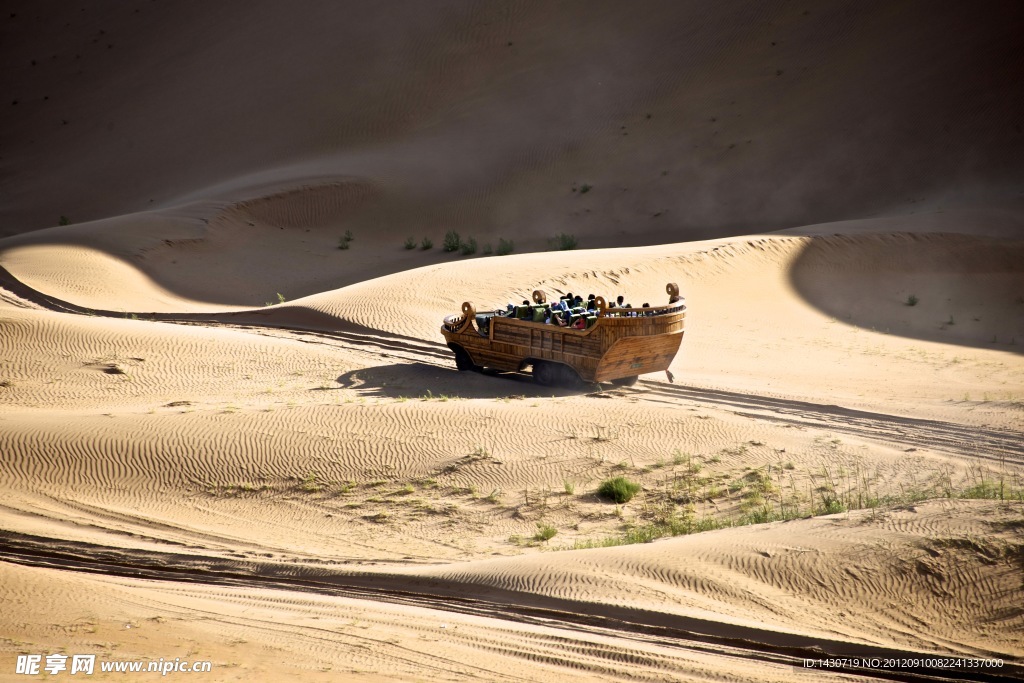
[2,0,1022,244]
[0,180,415,307]
[788,232,1024,352]
[231,180,380,230]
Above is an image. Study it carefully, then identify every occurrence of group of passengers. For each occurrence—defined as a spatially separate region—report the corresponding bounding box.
[499,292,655,330]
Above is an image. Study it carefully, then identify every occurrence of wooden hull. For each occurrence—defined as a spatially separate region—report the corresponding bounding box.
[441,296,685,383]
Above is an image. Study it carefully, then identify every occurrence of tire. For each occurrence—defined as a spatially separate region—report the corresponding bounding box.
[533,360,583,388]
[610,375,639,387]
[532,360,557,386]
[452,346,479,372]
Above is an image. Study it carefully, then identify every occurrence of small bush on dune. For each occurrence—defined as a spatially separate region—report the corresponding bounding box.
[58,215,71,226]
[496,238,514,256]
[404,236,416,249]
[550,233,578,251]
[534,524,557,542]
[459,236,477,255]
[443,230,461,252]
[421,237,433,250]
[598,477,641,504]
[338,236,351,250]
[905,294,919,306]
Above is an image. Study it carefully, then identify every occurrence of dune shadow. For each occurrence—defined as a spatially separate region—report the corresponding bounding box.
[788,233,1024,354]
[335,363,591,400]
[0,185,458,309]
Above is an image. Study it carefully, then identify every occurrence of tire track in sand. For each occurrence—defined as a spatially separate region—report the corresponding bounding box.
[233,321,1024,467]
[0,532,1020,683]
[632,381,1024,465]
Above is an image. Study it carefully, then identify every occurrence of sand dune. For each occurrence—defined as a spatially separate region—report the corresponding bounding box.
[2,213,1023,679]
[1,559,865,683]
[405,500,1024,657]
[4,1,1023,240]
[2,1,1023,680]
[1,501,1020,681]
[6,216,1020,420]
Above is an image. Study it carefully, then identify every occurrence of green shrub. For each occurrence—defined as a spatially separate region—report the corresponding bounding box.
[579,184,592,194]
[597,477,641,504]
[482,243,493,255]
[403,236,416,249]
[421,237,433,250]
[344,230,354,242]
[58,215,71,226]
[496,238,514,256]
[338,236,351,250]
[443,230,461,252]
[534,524,557,542]
[550,233,578,251]
[905,294,919,306]
[817,498,846,515]
[459,236,477,255]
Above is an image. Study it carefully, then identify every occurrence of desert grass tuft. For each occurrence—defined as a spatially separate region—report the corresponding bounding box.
[443,230,461,252]
[598,477,641,504]
[550,232,578,251]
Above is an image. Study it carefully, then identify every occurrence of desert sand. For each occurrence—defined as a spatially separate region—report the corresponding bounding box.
[2,2,1023,681]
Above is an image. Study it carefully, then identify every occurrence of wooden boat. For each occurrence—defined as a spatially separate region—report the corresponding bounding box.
[440,283,686,385]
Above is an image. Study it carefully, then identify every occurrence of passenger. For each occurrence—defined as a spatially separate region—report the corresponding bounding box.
[552,310,568,327]
[517,300,533,320]
[641,302,652,317]
[571,315,587,329]
[612,295,625,317]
